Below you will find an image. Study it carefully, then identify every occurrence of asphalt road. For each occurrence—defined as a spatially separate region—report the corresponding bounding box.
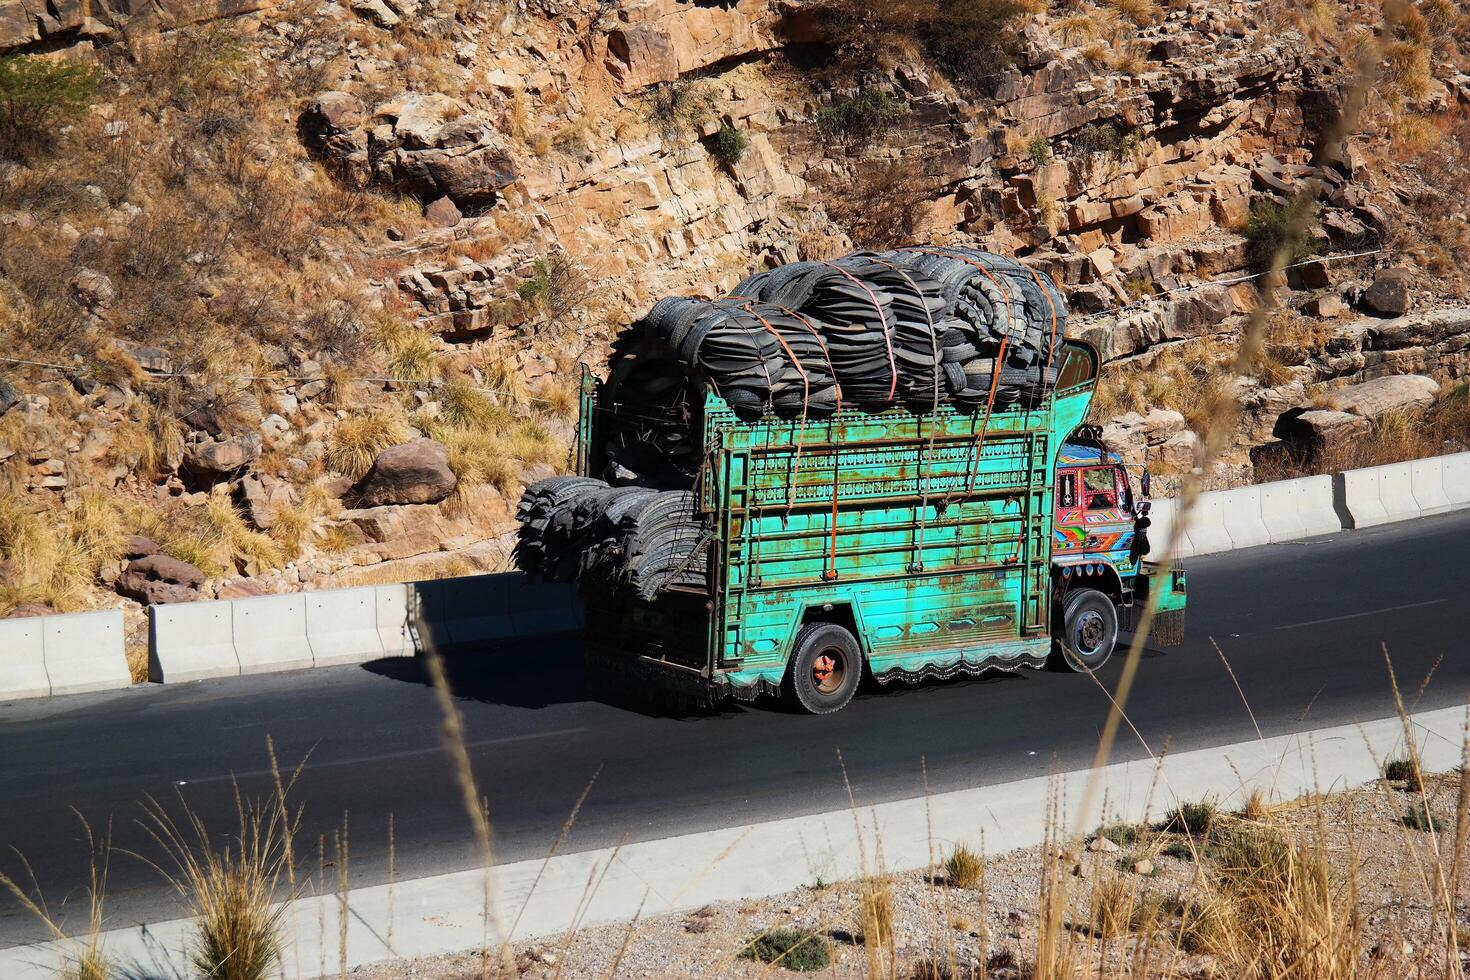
[3,511,1468,946]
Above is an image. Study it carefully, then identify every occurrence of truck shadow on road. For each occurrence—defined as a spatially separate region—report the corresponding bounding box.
[356,636,1107,720]
[359,636,747,719]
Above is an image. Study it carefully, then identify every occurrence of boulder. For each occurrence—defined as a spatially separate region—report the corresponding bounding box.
[114,340,174,374]
[238,473,296,530]
[1275,408,1372,455]
[123,534,160,559]
[217,578,268,600]
[299,91,370,184]
[69,268,115,310]
[1306,294,1345,318]
[1294,260,1331,289]
[4,603,54,619]
[350,438,457,506]
[0,378,15,416]
[187,384,264,437]
[1324,374,1439,420]
[1142,408,1187,445]
[182,434,262,479]
[1157,429,1201,472]
[1360,268,1412,318]
[116,554,206,605]
[424,195,463,227]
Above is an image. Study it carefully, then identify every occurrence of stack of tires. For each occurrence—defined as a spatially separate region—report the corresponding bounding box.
[515,478,706,599]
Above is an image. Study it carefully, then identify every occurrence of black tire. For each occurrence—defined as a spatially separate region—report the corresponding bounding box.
[784,622,863,715]
[1054,588,1119,671]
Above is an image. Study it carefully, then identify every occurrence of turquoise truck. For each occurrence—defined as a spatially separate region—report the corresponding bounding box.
[573,336,1187,714]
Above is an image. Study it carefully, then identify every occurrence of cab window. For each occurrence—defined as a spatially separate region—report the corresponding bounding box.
[1114,467,1133,512]
[1083,467,1117,510]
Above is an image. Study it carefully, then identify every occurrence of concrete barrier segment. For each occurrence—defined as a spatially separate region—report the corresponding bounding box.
[0,617,49,700]
[42,610,130,695]
[232,594,314,674]
[149,601,239,683]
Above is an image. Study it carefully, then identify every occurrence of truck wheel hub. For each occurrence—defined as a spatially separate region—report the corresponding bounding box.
[1076,611,1105,652]
[812,650,845,694]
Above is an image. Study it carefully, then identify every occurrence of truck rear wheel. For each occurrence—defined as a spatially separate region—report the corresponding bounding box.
[785,622,862,715]
[1055,588,1119,671]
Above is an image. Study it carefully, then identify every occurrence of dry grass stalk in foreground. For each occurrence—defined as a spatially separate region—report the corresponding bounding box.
[418,637,514,977]
[136,763,303,980]
[0,814,111,980]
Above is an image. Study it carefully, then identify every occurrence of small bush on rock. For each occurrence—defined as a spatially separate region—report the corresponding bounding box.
[1402,803,1443,833]
[1163,800,1217,836]
[816,0,1029,88]
[1382,756,1422,789]
[709,123,748,167]
[1244,196,1320,271]
[816,90,904,143]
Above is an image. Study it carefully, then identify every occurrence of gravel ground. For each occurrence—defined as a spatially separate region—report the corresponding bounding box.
[350,770,1470,979]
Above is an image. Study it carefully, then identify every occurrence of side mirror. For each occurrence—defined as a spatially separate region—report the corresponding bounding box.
[1141,469,1152,499]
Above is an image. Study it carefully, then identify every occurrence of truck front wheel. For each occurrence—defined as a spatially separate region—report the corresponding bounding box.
[1055,588,1119,671]
[785,622,862,715]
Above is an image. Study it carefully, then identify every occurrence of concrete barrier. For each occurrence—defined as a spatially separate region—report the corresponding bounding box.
[233,594,314,674]
[1444,452,1470,510]
[1216,485,1271,549]
[430,575,517,653]
[376,584,413,657]
[149,602,239,683]
[509,581,581,637]
[1338,467,1390,528]
[1409,457,1452,516]
[0,618,49,700]
[1375,461,1420,524]
[1257,474,1341,543]
[41,610,130,696]
[1179,490,1234,556]
[305,588,384,667]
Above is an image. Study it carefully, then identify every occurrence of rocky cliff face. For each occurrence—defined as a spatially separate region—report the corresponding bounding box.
[1,0,1468,628]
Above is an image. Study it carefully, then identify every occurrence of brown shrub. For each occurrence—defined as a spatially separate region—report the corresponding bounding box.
[816,159,943,250]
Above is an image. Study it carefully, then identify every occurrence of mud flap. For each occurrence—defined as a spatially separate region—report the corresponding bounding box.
[1151,609,1186,647]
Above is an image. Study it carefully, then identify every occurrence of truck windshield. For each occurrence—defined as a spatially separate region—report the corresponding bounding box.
[1083,468,1116,510]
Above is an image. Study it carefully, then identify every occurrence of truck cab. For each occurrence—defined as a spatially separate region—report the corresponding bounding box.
[1053,442,1136,568]
[1050,436,1187,664]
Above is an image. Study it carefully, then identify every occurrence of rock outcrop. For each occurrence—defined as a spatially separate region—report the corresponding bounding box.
[1324,374,1440,421]
[302,92,518,208]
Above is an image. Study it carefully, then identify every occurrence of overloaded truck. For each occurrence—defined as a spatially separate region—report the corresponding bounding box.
[517,248,1187,714]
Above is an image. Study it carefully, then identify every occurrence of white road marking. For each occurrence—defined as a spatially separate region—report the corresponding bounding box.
[1275,598,1448,631]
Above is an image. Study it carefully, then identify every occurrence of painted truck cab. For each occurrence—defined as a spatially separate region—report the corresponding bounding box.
[1052,442,1136,570]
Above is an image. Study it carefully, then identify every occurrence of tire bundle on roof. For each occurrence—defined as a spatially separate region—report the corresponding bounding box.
[615,247,1066,424]
[515,478,707,599]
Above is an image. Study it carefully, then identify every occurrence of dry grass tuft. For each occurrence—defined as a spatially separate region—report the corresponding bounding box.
[0,814,111,980]
[139,777,298,980]
[943,844,983,889]
[0,490,123,614]
[370,313,438,384]
[1106,0,1160,26]
[324,409,411,481]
